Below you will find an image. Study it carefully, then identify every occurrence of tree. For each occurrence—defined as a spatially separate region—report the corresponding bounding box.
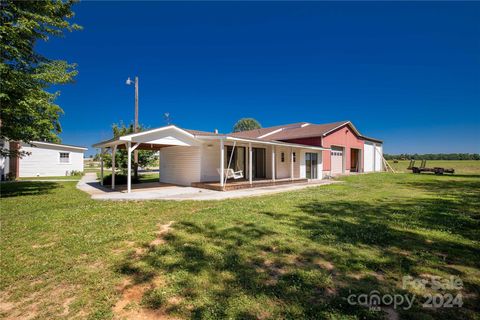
[233,118,262,132]
[102,122,157,175]
[0,0,81,157]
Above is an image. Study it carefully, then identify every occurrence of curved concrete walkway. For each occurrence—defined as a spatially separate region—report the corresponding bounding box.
[76,173,341,201]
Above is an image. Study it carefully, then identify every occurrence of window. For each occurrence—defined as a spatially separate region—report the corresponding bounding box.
[281,152,285,162]
[293,152,296,162]
[59,152,70,163]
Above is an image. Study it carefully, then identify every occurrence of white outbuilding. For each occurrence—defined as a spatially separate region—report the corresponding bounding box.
[0,141,87,179]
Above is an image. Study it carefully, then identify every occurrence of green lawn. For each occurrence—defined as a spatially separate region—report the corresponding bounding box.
[1,163,479,319]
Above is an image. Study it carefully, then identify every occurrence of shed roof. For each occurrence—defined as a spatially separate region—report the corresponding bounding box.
[25,141,88,151]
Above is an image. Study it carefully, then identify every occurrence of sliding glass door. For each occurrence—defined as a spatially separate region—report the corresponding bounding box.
[305,153,318,179]
[224,146,266,179]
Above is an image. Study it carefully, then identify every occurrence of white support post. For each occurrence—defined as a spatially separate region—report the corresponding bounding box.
[111,145,117,190]
[127,141,132,193]
[158,150,161,182]
[271,146,276,181]
[220,139,224,187]
[249,142,253,185]
[100,148,104,185]
[290,147,294,180]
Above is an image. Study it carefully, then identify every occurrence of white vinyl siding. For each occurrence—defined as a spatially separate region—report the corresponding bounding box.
[19,144,84,177]
[364,141,383,172]
[374,143,383,172]
[200,143,221,182]
[364,142,375,172]
[275,146,291,179]
[160,146,201,186]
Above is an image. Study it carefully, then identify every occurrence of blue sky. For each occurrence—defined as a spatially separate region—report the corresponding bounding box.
[38,2,479,156]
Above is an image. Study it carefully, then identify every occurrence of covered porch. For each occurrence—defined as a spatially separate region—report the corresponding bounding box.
[92,126,201,193]
[193,135,328,191]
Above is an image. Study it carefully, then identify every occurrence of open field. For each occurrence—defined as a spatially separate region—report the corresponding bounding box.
[1,163,479,319]
[388,160,480,175]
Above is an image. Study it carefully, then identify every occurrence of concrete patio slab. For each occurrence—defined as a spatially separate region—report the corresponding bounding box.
[76,173,341,201]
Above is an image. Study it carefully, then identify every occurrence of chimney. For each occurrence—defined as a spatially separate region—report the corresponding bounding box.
[214,129,218,134]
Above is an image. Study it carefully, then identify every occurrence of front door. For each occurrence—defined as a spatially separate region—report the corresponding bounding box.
[305,153,318,179]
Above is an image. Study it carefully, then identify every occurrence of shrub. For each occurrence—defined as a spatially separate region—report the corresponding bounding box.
[69,170,84,176]
[101,174,139,185]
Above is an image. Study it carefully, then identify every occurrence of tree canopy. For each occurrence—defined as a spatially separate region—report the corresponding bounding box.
[0,0,81,157]
[233,118,262,132]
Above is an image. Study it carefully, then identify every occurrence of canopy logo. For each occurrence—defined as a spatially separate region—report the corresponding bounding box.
[346,275,463,311]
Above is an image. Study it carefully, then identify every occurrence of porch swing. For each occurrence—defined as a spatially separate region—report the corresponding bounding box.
[217,142,244,185]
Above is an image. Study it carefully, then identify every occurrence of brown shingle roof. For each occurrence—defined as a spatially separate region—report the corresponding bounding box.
[184,129,219,136]
[229,122,310,139]
[266,121,350,140]
[229,121,350,141]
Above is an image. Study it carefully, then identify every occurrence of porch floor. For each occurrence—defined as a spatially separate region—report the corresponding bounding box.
[77,173,341,200]
[191,178,309,191]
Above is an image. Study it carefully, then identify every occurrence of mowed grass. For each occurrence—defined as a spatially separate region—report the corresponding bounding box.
[1,162,479,319]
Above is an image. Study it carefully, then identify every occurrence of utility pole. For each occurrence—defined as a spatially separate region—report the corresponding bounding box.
[126,76,139,180]
[134,76,139,180]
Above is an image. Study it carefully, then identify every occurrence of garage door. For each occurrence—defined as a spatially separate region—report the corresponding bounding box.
[364,142,374,172]
[330,147,343,175]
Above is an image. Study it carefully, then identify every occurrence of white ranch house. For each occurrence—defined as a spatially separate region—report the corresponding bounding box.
[93,125,328,193]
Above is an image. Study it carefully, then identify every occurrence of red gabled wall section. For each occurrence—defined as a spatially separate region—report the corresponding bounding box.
[282,123,364,173]
[321,125,364,172]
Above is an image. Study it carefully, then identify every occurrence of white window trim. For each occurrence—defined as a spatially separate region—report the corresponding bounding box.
[59,152,71,164]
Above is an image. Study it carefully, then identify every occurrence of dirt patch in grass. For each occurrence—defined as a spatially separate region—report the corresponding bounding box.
[113,278,177,319]
[31,242,55,249]
[150,221,174,247]
[313,257,335,271]
[0,283,78,320]
[113,221,176,319]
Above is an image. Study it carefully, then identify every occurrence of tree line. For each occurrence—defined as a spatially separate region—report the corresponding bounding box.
[384,153,480,160]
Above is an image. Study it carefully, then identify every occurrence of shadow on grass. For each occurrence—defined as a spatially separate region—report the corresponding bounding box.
[114,177,479,319]
[0,181,61,198]
[116,221,386,319]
